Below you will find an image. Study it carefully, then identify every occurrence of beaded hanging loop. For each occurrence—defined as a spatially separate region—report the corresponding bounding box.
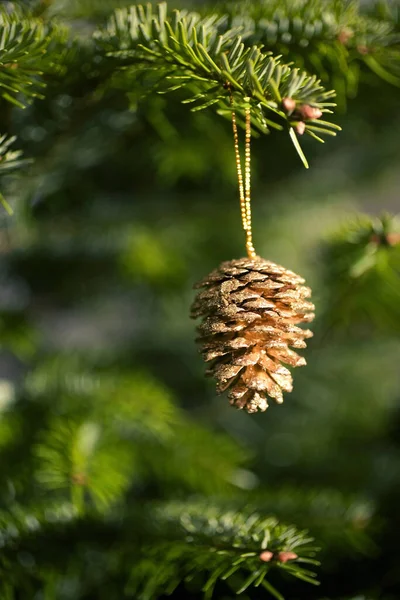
[230,95,256,259]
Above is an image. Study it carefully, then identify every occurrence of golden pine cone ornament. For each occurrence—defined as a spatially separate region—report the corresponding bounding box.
[191,257,315,413]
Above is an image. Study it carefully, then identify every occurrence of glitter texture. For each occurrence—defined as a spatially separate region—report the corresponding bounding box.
[191,257,315,413]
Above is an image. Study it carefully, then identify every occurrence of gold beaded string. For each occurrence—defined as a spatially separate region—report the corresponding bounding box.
[244,100,255,258]
[230,94,256,259]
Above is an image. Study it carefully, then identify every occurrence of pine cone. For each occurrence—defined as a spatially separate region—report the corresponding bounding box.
[191,257,315,413]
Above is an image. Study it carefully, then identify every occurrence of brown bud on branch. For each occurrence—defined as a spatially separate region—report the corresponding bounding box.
[282,97,296,114]
[259,550,274,562]
[337,28,354,45]
[295,121,306,135]
[297,105,323,120]
[277,551,298,563]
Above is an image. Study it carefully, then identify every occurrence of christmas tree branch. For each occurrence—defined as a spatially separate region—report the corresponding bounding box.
[129,501,319,600]
[26,358,248,509]
[0,134,30,214]
[0,134,27,174]
[0,6,65,108]
[222,0,400,95]
[95,2,340,167]
[0,6,67,212]
[0,500,318,599]
[321,214,400,335]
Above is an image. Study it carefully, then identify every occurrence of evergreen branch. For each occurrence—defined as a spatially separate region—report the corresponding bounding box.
[222,0,400,98]
[95,3,339,165]
[0,500,318,599]
[0,134,28,174]
[34,417,134,513]
[0,7,64,108]
[129,501,320,599]
[0,133,31,214]
[321,214,400,335]
[27,356,248,503]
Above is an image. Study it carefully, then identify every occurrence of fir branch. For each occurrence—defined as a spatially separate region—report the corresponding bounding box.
[321,214,400,335]
[0,500,318,599]
[0,134,31,214]
[0,6,63,108]
[95,2,339,166]
[0,134,27,174]
[129,501,320,599]
[34,417,134,513]
[27,357,248,501]
[223,0,400,96]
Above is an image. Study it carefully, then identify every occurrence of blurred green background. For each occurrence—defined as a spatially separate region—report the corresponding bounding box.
[0,1,399,599]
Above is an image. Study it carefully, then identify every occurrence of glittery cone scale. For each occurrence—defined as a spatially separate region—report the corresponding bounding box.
[191,257,315,413]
